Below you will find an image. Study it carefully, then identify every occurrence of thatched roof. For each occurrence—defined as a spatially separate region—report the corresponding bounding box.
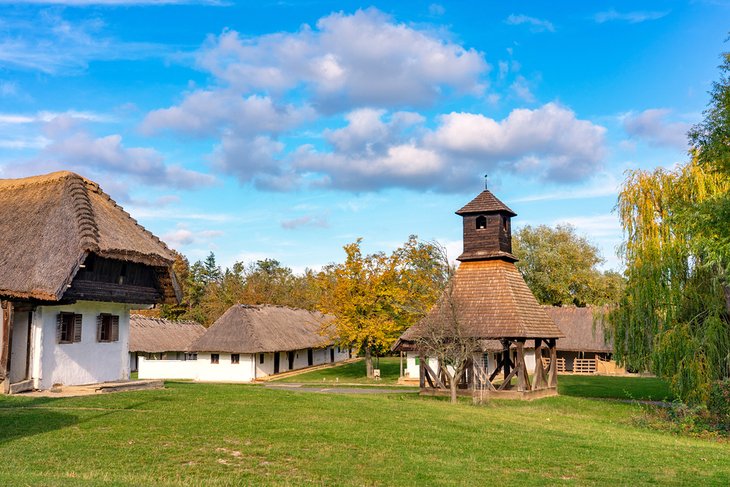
[394,260,563,351]
[456,190,516,216]
[543,306,612,353]
[189,304,335,354]
[0,171,178,302]
[129,315,206,353]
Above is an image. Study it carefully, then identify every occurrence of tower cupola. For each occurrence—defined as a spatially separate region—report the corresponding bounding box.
[456,189,517,262]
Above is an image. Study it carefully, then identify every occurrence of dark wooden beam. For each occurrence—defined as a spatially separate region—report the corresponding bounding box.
[423,361,446,389]
[0,300,14,393]
[419,353,425,389]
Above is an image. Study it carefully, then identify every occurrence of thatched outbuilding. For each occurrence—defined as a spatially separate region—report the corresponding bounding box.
[179,304,351,382]
[394,186,564,399]
[129,315,206,372]
[0,171,179,393]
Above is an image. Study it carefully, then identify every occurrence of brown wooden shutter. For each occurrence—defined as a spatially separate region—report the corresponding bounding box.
[111,315,119,342]
[96,314,103,342]
[73,314,82,342]
[56,313,63,343]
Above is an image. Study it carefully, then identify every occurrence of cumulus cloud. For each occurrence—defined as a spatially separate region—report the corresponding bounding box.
[193,8,488,111]
[504,14,555,33]
[594,10,668,23]
[292,103,606,191]
[622,109,690,150]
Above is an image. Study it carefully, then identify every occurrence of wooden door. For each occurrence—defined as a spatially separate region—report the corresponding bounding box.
[330,347,335,363]
[307,348,313,366]
[287,351,294,370]
[274,352,280,374]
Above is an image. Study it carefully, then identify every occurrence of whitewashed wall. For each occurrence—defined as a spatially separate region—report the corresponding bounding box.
[138,356,198,380]
[34,301,131,390]
[195,353,256,382]
[404,352,439,379]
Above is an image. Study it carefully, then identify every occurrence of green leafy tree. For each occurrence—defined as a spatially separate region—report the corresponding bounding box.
[512,224,624,306]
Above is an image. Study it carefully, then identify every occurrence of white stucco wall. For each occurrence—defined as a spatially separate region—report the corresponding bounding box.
[138,356,198,380]
[34,301,131,390]
[195,353,256,382]
[405,352,439,379]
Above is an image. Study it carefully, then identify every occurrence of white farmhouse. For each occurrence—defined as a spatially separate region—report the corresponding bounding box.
[0,172,179,393]
[139,304,350,383]
[129,314,206,375]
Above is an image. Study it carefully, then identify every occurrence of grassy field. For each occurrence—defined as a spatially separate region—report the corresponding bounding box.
[0,378,728,485]
[558,374,674,402]
[274,357,403,384]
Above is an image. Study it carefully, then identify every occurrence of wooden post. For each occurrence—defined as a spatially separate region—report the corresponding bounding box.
[502,340,511,382]
[548,338,558,388]
[0,300,14,394]
[516,340,526,392]
[418,352,425,389]
[399,351,404,379]
[533,338,546,390]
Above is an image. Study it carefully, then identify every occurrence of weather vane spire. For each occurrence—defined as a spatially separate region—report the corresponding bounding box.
[484,174,488,190]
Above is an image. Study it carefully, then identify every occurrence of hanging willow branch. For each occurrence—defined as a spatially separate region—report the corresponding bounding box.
[610,158,730,403]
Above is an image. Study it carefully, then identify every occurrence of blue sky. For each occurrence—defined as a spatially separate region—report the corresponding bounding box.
[1,0,727,272]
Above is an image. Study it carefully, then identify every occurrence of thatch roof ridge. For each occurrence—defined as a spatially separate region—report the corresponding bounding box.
[189,304,335,354]
[0,171,177,302]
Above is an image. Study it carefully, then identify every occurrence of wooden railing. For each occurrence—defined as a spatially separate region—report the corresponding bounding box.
[542,357,566,373]
[573,358,597,374]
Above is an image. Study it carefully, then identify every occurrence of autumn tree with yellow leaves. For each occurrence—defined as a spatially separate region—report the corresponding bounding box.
[317,236,448,377]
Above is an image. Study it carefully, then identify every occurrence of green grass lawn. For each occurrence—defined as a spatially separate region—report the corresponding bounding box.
[275,356,404,385]
[558,375,675,402]
[0,378,728,485]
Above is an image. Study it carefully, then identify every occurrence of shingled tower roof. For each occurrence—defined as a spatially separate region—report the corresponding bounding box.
[456,190,517,216]
[394,187,563,349]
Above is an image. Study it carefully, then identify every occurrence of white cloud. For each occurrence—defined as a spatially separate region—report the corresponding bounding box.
[505,14,555,33]
[509,75,535,102]
[1,114,215,195]
[622,109,690,150]
[0,11,169,74]
[281,214,329,230]
[0,0,224,6]
[162,225,224,247]
[289,103,606,191]
[193,8,488,111]
[594,10,668,23]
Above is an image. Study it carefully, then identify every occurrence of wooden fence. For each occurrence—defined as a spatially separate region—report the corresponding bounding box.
[573,358,597,374]
[542,357,566,373]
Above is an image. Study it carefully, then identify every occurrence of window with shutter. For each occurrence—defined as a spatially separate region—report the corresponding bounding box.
[97,314,120,342]
[73,314,82,342]
[58,313,78,344]
[231,354,240,364]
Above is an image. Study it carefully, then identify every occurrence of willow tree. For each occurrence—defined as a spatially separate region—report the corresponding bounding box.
[610,159,730,403]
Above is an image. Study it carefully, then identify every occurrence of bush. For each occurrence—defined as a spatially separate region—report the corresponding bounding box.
[708,378,730,429]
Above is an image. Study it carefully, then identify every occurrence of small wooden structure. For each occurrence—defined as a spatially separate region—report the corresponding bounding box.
[393,186,564,400]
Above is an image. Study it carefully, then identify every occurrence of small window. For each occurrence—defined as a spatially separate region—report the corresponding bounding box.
[502,216,508,232]
[231,354,240,364]
[56,313,82,344]
[186,353,198,361]
[259,353,265,364]
[211,353,219,364]
[476,215,487,229]
[97,314,119,343]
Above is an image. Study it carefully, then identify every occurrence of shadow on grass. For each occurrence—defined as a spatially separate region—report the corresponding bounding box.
[0,398,156,446]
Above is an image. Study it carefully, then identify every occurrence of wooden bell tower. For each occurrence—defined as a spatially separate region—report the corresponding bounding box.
[456,178,517,263]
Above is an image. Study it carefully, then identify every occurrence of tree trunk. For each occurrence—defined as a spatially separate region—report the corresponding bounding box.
[365,346,373,378]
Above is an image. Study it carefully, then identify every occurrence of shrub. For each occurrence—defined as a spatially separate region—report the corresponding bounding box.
[707,378,730,430]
